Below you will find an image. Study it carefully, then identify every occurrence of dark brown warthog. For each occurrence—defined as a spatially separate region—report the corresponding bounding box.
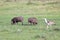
[28,17,38,25]
[11,16,23,25]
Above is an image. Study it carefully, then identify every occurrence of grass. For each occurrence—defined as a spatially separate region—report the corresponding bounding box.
[0,1,60,40]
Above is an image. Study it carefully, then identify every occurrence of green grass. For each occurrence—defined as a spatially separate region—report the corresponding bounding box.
[0,2,60,40]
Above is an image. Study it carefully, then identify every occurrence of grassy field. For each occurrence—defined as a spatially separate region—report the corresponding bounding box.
[0,2,60,40]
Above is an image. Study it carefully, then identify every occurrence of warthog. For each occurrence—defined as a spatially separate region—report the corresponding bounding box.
[11,16,23,25]
[28,17,38,25]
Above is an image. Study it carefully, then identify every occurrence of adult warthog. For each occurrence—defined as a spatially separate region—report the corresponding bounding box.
[11,16,23,25]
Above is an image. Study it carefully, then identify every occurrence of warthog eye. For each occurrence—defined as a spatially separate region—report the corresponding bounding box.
[36,23,37,24]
